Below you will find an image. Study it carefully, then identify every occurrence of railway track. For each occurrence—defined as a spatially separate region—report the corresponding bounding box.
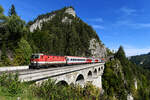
[0,64,96,75]
[19,65,80,75]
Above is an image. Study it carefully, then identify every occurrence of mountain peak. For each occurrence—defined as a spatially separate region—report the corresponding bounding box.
[65,7,76,17]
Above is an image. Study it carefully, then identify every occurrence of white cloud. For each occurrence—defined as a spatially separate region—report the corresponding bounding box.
[92,25,104,29]
[120,7,136,16]
[125,48,150,57]
[116,20,150,29]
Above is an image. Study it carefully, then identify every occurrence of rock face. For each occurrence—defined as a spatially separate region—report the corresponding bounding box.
[30,7,76,32]
[65,8,76,17]
[89,38,107,58]
[62,16,72,23]
[30,14,55,32]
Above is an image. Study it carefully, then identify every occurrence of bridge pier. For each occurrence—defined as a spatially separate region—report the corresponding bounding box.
[92,75,102,88]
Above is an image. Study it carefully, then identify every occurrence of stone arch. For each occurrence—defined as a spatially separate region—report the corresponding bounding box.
[56,80,68,86]
[93,69,97,76]
[76,74,84,85]
[101,66,103,70]
[98,67,101,71]
[87,71,92,78]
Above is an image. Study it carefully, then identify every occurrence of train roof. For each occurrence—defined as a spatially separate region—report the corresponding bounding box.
[65,56,87,59]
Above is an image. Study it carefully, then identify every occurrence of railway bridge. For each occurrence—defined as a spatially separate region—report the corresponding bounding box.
[0,63,105,88]
[19,63,105,88]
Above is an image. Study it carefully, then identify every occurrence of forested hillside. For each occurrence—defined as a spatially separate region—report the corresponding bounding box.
[102,46,150,100]
[130,52,150,69]
[0,5,106,66]
[28,7,107,57]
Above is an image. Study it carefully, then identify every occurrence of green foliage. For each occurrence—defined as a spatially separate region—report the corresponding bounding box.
[106,48,114,56]
[13,38,32,65]
[0,5,8,24]
[115,46,126,63]
[6,15,26,45]
[0,73,23,96]
[1,42,12,66]
[102,60,127,100]
[31,79,101,100]
[0,5,29,66]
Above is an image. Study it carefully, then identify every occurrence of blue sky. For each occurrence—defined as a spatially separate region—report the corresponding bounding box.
[1,0,150,56]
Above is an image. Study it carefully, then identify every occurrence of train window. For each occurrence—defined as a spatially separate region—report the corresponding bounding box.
[31,55,39,59]
[31,55,34,58]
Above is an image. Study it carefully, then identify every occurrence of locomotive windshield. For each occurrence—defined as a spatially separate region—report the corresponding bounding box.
[31,55,39,59]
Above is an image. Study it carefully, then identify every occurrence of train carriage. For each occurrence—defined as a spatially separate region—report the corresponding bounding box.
[66,56,87,65]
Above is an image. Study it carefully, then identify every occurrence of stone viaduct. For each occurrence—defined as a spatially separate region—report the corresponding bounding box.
[34,63,105,88]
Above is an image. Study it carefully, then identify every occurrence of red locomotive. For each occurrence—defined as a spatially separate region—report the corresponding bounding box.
[29,53,103,69]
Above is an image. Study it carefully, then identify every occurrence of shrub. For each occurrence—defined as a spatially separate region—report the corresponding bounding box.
[31,79,101,100]
[0,73,23,96]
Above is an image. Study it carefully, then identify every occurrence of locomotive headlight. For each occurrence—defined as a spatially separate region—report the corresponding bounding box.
[31,61,36,63]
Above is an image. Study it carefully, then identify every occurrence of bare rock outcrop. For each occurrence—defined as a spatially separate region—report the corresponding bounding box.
[30,14,55,32]
[65,8,76,17]
[89,38,107,58]
[30,7,76,32]
[62,16,72,23]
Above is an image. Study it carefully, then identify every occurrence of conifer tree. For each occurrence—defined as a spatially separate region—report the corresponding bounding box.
[115,46,126,60]
[8,4,17,16]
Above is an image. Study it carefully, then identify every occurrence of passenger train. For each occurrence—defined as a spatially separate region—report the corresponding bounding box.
[29,53,104,69]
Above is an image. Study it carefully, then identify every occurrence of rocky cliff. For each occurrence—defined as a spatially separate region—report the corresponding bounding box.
[89,38,107,58]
